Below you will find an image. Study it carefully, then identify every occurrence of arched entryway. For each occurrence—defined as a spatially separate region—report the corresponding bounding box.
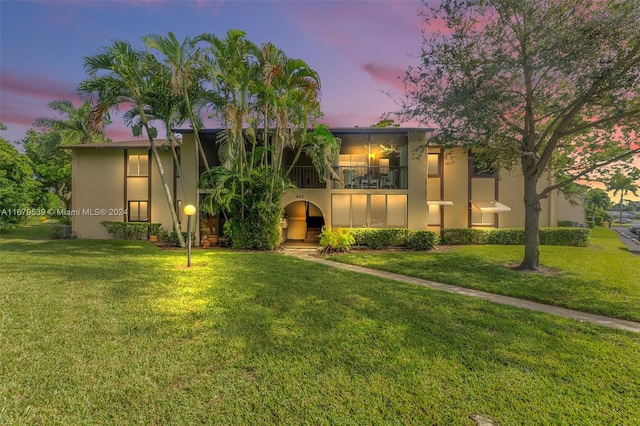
[282,201,325,244]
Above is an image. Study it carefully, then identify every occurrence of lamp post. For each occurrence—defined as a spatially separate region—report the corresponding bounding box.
[183,204,196,267]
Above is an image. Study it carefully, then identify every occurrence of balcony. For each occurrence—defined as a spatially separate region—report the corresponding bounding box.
[332,166,407,190]
[284,165,408,190]
[287,166,325,189]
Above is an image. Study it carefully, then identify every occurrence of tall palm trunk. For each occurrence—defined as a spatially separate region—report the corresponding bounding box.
[140,110,186,248]
[168,137,189,205]
[184,89,209,171]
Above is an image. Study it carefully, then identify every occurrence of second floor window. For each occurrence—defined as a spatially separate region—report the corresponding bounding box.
[128,154,149,177]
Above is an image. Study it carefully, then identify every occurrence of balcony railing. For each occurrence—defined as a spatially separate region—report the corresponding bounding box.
[287,166,325,189]
[332,166,408,190]
[285,166,408,189]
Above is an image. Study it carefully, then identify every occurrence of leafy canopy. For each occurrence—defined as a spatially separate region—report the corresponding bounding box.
[400,0,640,269]
[402,0,640,195]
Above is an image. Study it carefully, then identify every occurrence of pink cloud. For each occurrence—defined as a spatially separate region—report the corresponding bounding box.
[280,1,424,54]
[361,63,406,92]
[1,68,79,102]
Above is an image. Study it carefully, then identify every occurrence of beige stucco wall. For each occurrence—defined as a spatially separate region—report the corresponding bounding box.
[281,189,331,233]
[442,148,470,229]
[149,148,178,232]
[179,134,199,233]
[406,131,428,230]
[498,169,558,228]
[71,146,181,239]
[557,192,586,225]
[71,149,125,239]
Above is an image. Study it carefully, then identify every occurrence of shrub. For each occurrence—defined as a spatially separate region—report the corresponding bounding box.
[348,228,409,249]
[440,228,490,245]
[405,230,439,251]
[318,227,355,254]
[441,227,590,247]
[486,228,525,245]
[539,227,590,247]
[224,201,281,250]
[158,230,194,247]
[101,221,161,239]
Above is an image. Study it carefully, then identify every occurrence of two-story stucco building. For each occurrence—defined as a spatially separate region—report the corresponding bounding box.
[62,127,584,244]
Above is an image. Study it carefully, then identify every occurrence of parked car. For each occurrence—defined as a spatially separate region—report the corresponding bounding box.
[629,225,640,235]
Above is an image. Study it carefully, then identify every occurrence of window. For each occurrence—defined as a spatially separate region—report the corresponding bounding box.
[428,204,441,226]
[128,200,148,222]
[386,195,407,227]
[331,194,407,228]
[427,153,441,176]
[128,154,149,176]
[470,200,511,227]
[427,201,453,226]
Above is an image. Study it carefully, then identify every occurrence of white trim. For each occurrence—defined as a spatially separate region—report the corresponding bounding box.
[427,200,454,206]
[471,200,511,213]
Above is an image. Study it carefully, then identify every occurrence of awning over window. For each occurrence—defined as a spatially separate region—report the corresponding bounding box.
[471,201,511,213]
[427,200,454,206]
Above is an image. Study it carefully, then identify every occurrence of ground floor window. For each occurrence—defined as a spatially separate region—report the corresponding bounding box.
[427,204,442,226]
[128,200,148,222]
[331,194,407,228]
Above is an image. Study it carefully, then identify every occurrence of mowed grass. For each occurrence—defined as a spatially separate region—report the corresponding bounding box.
[330,227,640,322]
[1,225,640,424]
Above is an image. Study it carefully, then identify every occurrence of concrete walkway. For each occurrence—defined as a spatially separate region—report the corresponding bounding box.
[282,249,640,333]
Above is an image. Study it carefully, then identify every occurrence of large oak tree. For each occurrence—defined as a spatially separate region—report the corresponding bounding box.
[401,0,640,270]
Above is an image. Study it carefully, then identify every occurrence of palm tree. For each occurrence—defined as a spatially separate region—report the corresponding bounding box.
[143,32,210,171]
[195,30,340,249]
[34,99,109,145]
[78,40,185,247]
[606,169,640,223]
[120,58,195,206]
[199,30,258,220]
[585,188,611,222]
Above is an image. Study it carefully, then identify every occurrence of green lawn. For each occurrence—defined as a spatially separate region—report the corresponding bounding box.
[1,225,640,424]
[330,227,640,322]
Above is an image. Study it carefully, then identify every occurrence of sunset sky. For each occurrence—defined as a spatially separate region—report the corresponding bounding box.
[1,0,429,144]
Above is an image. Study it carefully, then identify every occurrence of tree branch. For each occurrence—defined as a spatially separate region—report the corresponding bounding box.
[538,146,640,199]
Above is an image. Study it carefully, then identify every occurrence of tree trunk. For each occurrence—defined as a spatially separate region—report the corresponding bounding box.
[184,90,209,171]
[519,174,541,271]
[169,140,189,204]
[145,125,186,248]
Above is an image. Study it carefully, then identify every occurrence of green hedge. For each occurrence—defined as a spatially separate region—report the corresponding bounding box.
[405,230,440,251]
[439,228,491,245]
[348,228,409,249]
[101,221,161,240]
[339,228,438,251]
[440,227,590,247]
[539,228,591,246]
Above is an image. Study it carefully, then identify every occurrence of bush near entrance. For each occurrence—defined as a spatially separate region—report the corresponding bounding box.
[324,228,439,251]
